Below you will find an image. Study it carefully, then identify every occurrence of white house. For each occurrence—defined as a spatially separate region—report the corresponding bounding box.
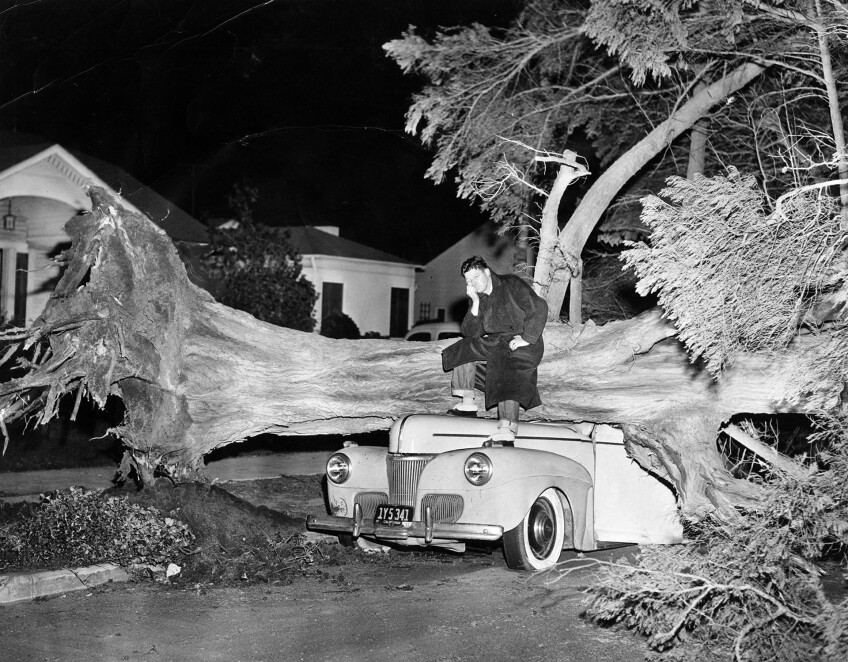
[414,222,519,324]
[0,140,208,326]
[0,137,416,338]
[285,226,419,338]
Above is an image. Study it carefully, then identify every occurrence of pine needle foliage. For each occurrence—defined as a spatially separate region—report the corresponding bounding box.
[384,2,600,227]
[584,0,692,84]
[384,0,714,230]
[622,168,848,375]
[385,0,846,252]
[578,438,848,661]
[607,168,848,657]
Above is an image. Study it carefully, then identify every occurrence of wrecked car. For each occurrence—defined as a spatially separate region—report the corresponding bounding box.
[306,414,682,570]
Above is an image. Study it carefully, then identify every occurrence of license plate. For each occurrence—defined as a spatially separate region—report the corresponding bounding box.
[374,505,413,526]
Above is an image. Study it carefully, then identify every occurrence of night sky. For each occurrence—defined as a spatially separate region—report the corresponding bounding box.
[0,0,523,263]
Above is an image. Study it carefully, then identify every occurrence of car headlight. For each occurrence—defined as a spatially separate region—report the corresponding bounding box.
[327,453,351,484]
[464,452,492,486]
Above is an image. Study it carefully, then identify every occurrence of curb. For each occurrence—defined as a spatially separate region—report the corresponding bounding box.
[0,563,131,605]
[0,494,41,504]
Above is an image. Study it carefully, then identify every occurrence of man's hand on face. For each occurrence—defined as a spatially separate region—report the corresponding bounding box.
[466,284,479,304]
[509,335,529,351]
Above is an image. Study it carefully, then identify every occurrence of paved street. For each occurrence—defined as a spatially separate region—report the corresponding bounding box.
[0,452,332,501]
[1,547,646,662]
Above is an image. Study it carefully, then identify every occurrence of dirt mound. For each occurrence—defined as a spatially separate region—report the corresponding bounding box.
[108,479,323,583]
[113,480,304,549]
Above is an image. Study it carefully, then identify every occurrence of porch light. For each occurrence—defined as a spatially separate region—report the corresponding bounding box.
[3,199,14,231]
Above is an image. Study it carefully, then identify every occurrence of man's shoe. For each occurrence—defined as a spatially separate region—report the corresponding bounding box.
[483,439,514,448]
[484,419,517,446]
[447,408,478,417]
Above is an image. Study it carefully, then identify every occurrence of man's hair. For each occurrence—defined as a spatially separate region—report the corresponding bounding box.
[460,255,489,275]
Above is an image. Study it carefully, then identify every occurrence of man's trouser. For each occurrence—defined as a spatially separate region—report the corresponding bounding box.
[450,361,520,423]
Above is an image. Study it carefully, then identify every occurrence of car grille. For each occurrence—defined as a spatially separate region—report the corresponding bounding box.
[354,492,388,519]
[421,494,464,523]
[387,454,433,506]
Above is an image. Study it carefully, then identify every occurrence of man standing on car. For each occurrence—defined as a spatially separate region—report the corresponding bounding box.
[442,255,548,446]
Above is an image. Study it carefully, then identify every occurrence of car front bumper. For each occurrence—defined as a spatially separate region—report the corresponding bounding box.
[307,503,504,544]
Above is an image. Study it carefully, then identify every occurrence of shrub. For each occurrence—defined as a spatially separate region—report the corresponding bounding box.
[201,184,318,332]
[0,486,194,570]
[320,312,360,339]
[204,223,318,332]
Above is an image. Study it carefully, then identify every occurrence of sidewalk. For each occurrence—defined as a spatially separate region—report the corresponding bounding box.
[0,451,333,502]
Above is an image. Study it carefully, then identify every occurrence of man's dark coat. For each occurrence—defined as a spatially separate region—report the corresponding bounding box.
[442,271,548,410]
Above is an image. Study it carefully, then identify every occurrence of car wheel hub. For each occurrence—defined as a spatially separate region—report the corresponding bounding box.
[528,499,556,559]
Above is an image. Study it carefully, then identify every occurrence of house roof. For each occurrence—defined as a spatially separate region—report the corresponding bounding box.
[423,220,516,269]
[284,225,418,266]
[0,138,208,243]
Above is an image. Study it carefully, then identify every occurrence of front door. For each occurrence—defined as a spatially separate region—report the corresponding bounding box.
[322,282,343,320]
[390,287,409,338]
[14,252,27,326]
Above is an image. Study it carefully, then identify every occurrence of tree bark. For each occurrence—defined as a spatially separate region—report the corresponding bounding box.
[542,62,766,317]
[532,159,589,322]
[687,121,707,178]
[813,0,848,222]
[1,187,836,520]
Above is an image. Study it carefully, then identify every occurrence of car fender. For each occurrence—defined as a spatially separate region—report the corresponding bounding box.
[416,448,595,550]
[324,446,389,517]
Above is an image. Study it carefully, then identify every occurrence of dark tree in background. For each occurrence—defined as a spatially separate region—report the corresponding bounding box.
[203,184,317,332]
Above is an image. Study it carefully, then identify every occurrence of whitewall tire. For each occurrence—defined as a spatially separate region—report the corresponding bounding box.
[502,488,567,571]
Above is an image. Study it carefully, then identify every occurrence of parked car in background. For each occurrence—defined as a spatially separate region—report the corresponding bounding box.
[307,414,682,571]
[404,321,462,341]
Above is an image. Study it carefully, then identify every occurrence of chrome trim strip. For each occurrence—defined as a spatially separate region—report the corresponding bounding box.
[307,514,504,542]
[387,454,434,506]
[431,433,615,444]
[352,502,362,538]
[353,492,388,520]
[420,494,464,523]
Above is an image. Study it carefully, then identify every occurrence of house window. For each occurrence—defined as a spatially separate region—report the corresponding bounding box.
[418,302,431,322]
[436,308,446,322]
[14,252,28,326]
[321,282,343,320]
[390,287,409,338]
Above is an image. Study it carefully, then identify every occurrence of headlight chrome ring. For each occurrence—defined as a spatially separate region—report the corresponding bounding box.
[464,452,492,486]
[327,453,351,484]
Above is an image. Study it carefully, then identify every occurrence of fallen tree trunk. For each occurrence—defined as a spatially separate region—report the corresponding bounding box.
[0,189,837,519]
